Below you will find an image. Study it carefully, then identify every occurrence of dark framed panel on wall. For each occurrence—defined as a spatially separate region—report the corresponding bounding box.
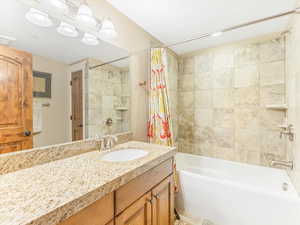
[33,71,52,98]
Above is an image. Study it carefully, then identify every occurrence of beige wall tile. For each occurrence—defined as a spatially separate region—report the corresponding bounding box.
[194,52,214,73]
[213,68,234,89]
[260,130,286,157]
[259,109,285,131]
[179,91,194,108]
[235,44,259,66]
[259,38,285,63]
[234,86,260,106]
[213,127,235,149]
[182,56,195,74]
[213,108,234,128]
[213,47,235,70]
[195,72,212,90]
[195,90,212,108]
[260,84,285,106]
[235,107,260,130]
[195,108,213,127]
[235,128,260,151]
[260,61,285,86]
[234,65,259,88]
[178,74,194,91]
[213,89,234,108]
[178,35,287,170]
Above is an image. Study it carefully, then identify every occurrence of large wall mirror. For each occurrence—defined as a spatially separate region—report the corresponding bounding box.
[0,0,131,152]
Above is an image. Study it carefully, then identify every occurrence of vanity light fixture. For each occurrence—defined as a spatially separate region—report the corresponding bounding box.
[99,18,118,40]
[49,0,69,13]
[211,31,223,37]
[57,22,78,37]
[82,33,99,45]
[25,8,53,27]
[76,4,97,27]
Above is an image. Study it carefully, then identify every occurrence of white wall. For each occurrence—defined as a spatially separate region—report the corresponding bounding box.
[33,55,70,147]
[286,0,300,193]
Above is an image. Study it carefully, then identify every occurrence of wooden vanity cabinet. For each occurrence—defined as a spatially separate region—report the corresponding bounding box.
[115,192,152,225]
[152,176,174,225]
[58,158,174,225]
[59,192,114,225]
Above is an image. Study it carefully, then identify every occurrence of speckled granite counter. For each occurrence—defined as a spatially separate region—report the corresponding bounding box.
[0,141,176,225]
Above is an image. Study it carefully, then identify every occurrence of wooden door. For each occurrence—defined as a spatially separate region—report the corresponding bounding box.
[116,192,152,225]
[0,45,33,154]
[71,71,83,141]
[152,176,174,225]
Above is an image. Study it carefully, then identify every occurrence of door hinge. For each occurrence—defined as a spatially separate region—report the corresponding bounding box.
[70,80,72,86]
[70,115,73,120]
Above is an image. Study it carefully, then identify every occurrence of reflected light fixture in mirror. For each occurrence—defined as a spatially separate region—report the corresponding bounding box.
[57,22,78,37]
[76,4,97,27]
[25,8,53,27]
[99,18,118,40]
[82,33,99,45]
[48,0,69,13]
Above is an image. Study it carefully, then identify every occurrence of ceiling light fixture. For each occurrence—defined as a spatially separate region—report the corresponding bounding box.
[57,22,78,37]
[99,18,117,40]
[49,0,69,13]
[211,31,223,37]
[76,4,97,27]
[25,8,53,27]
[82,33,99,45]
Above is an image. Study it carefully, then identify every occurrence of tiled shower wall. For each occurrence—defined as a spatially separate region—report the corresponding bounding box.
[86,59,130,138]
[177,35,287,167]
[166,50,179,144]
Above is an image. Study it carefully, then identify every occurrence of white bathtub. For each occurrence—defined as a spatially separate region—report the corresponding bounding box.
[175,153,300,225]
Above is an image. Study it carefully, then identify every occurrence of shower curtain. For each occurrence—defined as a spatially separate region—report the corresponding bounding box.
[148,48,174,147]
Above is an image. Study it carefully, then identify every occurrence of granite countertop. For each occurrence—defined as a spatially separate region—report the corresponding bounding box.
[0,141,176,225]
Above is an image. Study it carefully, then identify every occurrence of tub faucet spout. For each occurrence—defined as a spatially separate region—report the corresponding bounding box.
[270,160,293,170]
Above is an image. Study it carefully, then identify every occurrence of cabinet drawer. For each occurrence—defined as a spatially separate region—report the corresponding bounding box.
[115,158,173,215]
[59,192,114,225]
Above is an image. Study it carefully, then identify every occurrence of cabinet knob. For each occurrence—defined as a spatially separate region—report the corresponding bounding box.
[23,130,31,137]
[146,198,152,204]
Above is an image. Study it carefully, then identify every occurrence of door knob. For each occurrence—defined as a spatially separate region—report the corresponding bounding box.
[23,130,31,136]
[78,124,83,128]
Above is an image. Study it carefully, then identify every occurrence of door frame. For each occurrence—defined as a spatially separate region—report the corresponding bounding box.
[68,60,87,141]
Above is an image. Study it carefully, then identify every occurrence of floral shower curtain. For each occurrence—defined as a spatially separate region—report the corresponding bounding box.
[148,48,174,146]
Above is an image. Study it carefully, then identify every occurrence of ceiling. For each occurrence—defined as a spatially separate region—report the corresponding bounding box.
[108,0,297,54]
[0,0,129,65]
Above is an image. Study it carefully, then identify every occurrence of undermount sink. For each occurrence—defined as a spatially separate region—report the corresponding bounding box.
[101,149,149,162]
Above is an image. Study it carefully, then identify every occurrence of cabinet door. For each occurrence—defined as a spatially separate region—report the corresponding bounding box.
[116,192,152,225]
[152,176,174,225]
[59,193,114,225]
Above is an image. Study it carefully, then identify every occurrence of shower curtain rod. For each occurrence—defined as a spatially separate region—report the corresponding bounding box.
[89,7,300,70]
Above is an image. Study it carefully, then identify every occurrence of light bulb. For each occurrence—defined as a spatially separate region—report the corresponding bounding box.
[82,33,99,45]
[57,22,78,37]
[49,0,69,13]
[76,4,97,27]
[25,8,53,27]
[99,18,117,40]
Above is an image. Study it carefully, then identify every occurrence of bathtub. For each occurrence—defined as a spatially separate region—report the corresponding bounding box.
[175,153,300,225]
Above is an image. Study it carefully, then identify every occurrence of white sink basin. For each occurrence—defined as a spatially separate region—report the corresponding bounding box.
[101,149,149,162]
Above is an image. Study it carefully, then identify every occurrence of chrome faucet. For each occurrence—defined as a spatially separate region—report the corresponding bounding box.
[279,124,294,141]
[99,135,118,151]
[270,160,294,170]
